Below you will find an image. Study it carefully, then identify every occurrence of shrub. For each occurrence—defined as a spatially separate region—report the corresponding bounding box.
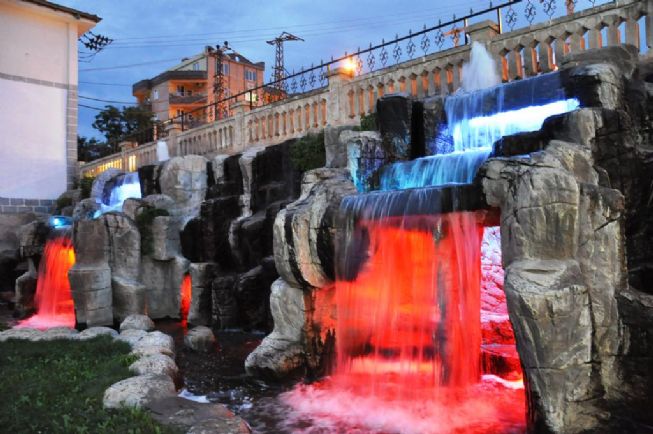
[55,195,73,212]
[290,131,326,172]
[80,176,95,199]
[352,113,377,132]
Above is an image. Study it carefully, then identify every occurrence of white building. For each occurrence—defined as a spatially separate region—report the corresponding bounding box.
[0,0,99,212]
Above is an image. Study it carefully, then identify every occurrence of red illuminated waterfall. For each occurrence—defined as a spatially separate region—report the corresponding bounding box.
[335,213,483,394]
[18,236,76,329]
[180,274,192,326]
[281,213,525,433]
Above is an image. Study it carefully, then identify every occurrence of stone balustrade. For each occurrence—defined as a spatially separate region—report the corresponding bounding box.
[80,0,652,178]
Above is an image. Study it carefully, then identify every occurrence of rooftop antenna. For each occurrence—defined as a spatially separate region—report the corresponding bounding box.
[266,32,304,90]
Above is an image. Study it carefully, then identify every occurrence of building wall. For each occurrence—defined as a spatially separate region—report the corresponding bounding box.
[0,1,86,209]
[151,82,170,121]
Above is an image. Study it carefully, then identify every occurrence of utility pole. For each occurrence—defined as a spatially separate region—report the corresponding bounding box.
[266,32,304,90]
[208,41,231,121]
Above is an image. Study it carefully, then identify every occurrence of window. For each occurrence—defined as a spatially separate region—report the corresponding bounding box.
[192,62,200,71]
[245,91,258,102]
[245,69,257,81]
[176,85,192,96]
[153,89,159,100]
[221,62,230,75]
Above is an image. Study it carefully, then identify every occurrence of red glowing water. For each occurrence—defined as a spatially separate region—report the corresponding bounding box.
[180,274,192,327]
[17,236,76,329]
[281,214,525,433]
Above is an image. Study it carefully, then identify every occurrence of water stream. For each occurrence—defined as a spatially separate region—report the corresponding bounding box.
[17,232,76,329]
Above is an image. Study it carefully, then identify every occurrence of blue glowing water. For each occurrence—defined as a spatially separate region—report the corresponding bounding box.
[94,171,142,216]
[379,98,579,191]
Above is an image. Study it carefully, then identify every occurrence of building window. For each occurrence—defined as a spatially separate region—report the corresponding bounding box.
[219,62,230,75]
[153,89,159,100]
[176,85,192,96]
[192,62,200,71]
[245,91,258,102]
[245,69,257,81]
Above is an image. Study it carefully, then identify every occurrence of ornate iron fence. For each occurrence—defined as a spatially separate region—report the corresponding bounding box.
[115,0,615,149]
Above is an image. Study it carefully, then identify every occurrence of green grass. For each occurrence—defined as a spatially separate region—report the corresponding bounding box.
[0,335,180,434]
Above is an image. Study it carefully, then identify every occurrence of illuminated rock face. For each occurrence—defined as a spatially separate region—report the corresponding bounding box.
[478,45,653,432]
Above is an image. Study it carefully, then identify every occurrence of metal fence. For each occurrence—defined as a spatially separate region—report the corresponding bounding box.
[102,0,616,152]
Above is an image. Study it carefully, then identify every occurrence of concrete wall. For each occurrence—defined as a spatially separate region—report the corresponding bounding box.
[0,0,95,208]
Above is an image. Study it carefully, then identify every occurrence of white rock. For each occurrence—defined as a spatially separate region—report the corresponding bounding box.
[0,327,43,342]
[116,329,148,346]
[133,331,175,354]
[78,326,119,340]
[41,327,79,341]
[119,314,155,332]
[184,326,216,352]
[130,345,175,358]
[129,354,178,379]
[103,374,176,409]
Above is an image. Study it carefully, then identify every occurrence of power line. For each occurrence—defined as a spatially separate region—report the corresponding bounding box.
[79,103,106,111]
[79,81,133,87]
[115,2,487,42]
[79,57,181,72]
[79,95,138,105]
[103,2,488,49]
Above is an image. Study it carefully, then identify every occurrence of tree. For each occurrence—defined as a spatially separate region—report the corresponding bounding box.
[91,105,157,151]
[77,135,113,162]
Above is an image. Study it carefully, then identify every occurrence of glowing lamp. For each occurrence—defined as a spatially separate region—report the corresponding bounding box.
[342,57,357,76]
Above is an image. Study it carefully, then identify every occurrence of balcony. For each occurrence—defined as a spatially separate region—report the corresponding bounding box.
[169,93,207,105]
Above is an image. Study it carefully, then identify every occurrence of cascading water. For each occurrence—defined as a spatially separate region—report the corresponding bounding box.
[17,232,76,329]
[180,274,192,329]
[278,43,556,433]
[96,171,142,216]
[380,42,578,192]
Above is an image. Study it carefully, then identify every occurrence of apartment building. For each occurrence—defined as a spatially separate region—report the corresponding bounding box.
[133,46,265,124]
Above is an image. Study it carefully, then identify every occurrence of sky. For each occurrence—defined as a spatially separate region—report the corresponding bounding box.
[55,0,604,140]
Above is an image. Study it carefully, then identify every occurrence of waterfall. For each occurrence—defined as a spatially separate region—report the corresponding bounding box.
[156,140,170,162]
[278,45,588,432]
[17,232,76,329]
[96,171,142,215]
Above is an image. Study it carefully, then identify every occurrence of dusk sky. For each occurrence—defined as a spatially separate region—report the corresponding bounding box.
[56,0,601,140]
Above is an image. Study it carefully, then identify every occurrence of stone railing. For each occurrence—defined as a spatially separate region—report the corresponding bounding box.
[80,0,651,178]
[81,141,158,177]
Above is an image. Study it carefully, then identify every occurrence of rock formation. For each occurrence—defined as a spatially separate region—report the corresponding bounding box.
[246,167,356,377]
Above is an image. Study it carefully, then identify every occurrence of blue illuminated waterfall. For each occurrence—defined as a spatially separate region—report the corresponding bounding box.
[96,171,142,216]
[380,88,579,191]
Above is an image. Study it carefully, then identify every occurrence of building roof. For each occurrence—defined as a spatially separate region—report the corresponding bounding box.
[226,51,264,70]
[20,0,101,22]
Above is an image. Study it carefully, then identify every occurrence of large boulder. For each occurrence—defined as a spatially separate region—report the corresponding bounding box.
[184,325,216,352]
[103,374,176,409]
[68,218,113,326]
[129,354,178,380]
[274,168,357,288]
[120,314,155,332]
[481,136,626,432]
[188,263,217,326]
[158,155,208,225]
[245,278,306,378]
